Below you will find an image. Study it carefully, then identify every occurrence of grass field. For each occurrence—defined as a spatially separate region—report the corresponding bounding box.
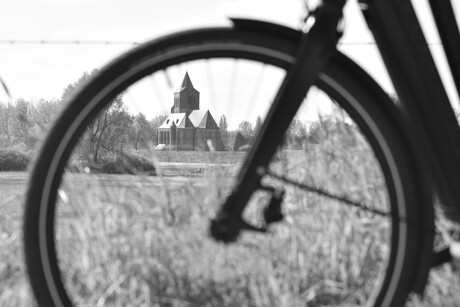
[2,146,460,306]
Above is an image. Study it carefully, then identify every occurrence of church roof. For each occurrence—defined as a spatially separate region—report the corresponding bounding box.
[177,72,198,92]
[189,110,219,129]
[160,110,219,129]
[159,113,189,129]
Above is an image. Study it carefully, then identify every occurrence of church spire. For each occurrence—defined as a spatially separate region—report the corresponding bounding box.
[172,72,200,114]
[180,71,195,90]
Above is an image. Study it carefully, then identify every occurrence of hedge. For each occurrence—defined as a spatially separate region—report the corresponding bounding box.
[69,152,156,175]
[99,153,156,175]
[0,149,29,171]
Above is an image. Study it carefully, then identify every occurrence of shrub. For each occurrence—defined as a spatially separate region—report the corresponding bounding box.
[96,152,156,175]
[0,149,29,171]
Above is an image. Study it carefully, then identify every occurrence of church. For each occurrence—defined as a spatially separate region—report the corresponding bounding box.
[157,72,224,151]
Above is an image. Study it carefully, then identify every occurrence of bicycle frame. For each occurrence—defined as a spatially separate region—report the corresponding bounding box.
[211,0,460,278]
[210,0,345,242]
[362,0,460,223]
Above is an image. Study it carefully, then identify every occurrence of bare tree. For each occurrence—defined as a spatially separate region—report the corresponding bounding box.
[83,96,133,162]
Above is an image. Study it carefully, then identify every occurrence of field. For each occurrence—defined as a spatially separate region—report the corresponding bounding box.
[2,148,460,306]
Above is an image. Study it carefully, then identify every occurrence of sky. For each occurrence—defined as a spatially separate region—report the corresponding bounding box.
[0,0,459,126]
[0,0,298,102]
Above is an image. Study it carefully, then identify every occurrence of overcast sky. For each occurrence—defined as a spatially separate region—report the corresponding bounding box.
[0,0,459,115]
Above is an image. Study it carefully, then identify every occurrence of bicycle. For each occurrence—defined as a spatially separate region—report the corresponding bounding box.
[23,0,460,306]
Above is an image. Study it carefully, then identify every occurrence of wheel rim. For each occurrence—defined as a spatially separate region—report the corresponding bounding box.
[29,31,413,306]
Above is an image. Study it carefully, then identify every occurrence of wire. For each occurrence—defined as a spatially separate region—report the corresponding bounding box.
[0,39,444,46]
[0,40,140,46]
[338,41,443,46]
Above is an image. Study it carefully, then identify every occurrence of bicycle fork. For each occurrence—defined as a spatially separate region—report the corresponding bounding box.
[210,0,346,243]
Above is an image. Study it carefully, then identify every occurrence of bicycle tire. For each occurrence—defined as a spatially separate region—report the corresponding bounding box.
[24,21,433,307]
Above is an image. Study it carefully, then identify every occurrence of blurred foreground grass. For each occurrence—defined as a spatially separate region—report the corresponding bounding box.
[2,145,460,306]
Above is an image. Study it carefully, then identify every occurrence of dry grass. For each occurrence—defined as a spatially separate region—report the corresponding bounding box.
[54,174,387,306]
[1,142,460,306]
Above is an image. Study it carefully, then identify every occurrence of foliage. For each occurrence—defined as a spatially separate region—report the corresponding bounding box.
[70,151,156,175]
[61,70,97,103]
[284,119,308,149]
[11,99,35,149]
[0,97,59,151]
[32,99,61,131]
[131,113,154,150]
[238,120,253,138]
[308,117,357,147]
[2,147,460,305]
[136,150,245,164]
[218,114,228,132]
[0,103,13,147]
[98,152,156,175]
[287,119,307,138]
[25,141,459,305]
[0,149,29,171]
[78,96,134,163]
[60,71,134,163]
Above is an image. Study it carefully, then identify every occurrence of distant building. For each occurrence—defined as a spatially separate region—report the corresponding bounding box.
[157,72,224,151]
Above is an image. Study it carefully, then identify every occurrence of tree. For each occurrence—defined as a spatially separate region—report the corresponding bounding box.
[84,95,133,162]
[218,115,230,151]
[285,119,307,148]
[0,98,61,150]
[219,115,228,131]
[0,103,13,147]
[308,118,357,146]
[12,99,34,149]
[32,99,61,130]
[62,71,134,162]
[308,119,329,144]
[61,70,96,103]
[288,119,307,138]
[132,113,154,150]
[238,120,253,138]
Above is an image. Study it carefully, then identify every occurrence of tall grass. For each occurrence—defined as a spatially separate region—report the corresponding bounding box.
[2,139,460,305]
[55,175,390,306]
[0,174,37,307]
[49,129,396,306]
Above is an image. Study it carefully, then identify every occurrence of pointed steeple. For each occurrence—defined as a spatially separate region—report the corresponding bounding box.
[172,72,200,115]
[180,71,195,91]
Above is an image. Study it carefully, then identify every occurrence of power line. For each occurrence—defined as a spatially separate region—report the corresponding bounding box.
[338,41,443,46]
[0,40,443,46]
[0,40,140,46]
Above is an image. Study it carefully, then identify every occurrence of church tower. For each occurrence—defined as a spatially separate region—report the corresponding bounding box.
[172,72,200,115]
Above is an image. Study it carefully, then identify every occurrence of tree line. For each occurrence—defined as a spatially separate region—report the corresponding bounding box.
[0,72,166,156]
[0,70,354,156]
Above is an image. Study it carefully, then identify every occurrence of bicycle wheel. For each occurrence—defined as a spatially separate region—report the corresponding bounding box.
[24,22,433,306]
